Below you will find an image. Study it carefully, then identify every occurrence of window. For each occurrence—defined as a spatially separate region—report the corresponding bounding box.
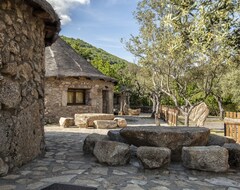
[67,89,86,105]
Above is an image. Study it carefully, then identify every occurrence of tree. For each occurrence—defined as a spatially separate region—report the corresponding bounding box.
[126,0,239,126]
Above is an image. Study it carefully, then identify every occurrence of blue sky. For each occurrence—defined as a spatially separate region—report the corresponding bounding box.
[47,0,140,62]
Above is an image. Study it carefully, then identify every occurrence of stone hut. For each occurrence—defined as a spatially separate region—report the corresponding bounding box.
[0,0,60,176]
[45,38,116,123]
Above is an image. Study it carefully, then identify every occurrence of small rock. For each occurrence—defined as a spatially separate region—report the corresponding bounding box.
[83,133,109,154]
[137,147,171,169]
[59,117,74,128]
[182,146,229,172]
[223,143,240,167]
[93,141,130,166]
[114,117,127,128]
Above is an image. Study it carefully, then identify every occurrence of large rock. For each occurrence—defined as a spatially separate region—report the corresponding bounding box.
[120,126,210,161]
[83,134,109,154]
[114,117,127,128]
[59,117,74,128]
[75,113,115,128]
[107,130,127,143]
[0,158,9,177]
[207,134,236,146]
[93,120,117,129]
[189,102,209,127]
[182,146,229,172]
[223,143,240,167]
[93,141,130,166]
[137,147,171,169]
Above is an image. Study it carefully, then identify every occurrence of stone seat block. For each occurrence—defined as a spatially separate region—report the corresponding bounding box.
[74,113,115,128]
[108,130,128,143]
[59,117,74,128]
[182,146,229,172]
[207,134,236,146]
[93,141,130,166]
[83,133,109,154]
[223,143,240,167]
[128,108,141,116]
[114,117,127,128]
[93,120,118,129]
[137,147,171,169]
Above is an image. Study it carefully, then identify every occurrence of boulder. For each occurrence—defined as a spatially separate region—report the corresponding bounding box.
[75,113,115,128]
[107,130,128,143]
[189,102,209,127]
[114,117,127,128]
[120,126,210,161]
[83,133,109,154]
[93,141,130,166]
[182,146,229,172]
[0,158,9,177]
[128,108,141,116]
[223,143,240,167]
[93,120,117,129]
[207,134,236,146]
[137,147,171,169]
[59,117,74,128]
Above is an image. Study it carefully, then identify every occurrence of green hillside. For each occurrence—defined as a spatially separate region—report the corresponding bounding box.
[61,36,129,65]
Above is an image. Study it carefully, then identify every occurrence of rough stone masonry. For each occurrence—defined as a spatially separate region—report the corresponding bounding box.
[0,0,60,176]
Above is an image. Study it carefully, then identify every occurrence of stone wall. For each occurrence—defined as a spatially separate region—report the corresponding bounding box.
[0,0,47,175]
[45,77,114,123]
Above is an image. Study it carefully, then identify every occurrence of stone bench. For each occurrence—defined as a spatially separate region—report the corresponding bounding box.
[137,147,171,169]
[182,146,229,172]
[120,126,210,161]
[128,108,141,116]
[93,120,118,129]
[74,113,115,128]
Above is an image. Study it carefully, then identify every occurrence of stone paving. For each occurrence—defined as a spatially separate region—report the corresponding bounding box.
[0,116,240,190]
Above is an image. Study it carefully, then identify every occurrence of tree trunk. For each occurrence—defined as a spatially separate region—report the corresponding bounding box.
[214,95,224,120]
[184,112,190,127]
[155,94,161,126]
[151,95,156,118]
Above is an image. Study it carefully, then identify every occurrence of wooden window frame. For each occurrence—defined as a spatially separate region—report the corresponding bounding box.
[67,88,86,106]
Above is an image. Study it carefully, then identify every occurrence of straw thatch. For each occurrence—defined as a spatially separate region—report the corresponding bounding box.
[45,38,117,83]
[26,0,61,45]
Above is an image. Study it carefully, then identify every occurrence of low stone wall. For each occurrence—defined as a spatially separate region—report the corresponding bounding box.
[45,77,114,123]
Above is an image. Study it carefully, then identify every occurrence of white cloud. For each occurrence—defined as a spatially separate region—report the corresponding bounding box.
[46,0,90,25]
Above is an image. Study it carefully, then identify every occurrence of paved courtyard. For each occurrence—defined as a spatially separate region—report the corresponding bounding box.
[0,115,239,190]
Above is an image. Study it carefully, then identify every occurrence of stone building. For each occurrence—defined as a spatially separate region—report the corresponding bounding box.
[0,0,60,176]
[45,38,116,123]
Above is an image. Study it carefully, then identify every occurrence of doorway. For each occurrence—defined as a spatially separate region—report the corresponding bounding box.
[102,90,109,113]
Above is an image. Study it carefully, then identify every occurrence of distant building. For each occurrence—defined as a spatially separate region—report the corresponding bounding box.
[45,38,116,123]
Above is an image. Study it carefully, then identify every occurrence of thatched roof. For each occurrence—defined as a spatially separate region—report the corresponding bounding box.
[25,0,61,46]
[45,38,117,83]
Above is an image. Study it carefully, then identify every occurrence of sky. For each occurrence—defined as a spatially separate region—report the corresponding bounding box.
[46,0,140,63]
